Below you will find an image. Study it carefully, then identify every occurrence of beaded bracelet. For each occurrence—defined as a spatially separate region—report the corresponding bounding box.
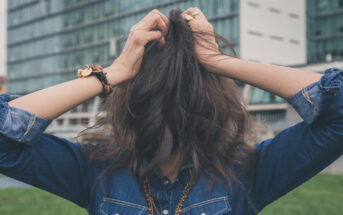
[77,65,113,98]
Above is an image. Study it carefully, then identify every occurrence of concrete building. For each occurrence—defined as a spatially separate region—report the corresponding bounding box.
[240,0,306,65]
[239,0,306,140]
[287,0,343,126]
[6,0,307,139]
[286,0,343,173]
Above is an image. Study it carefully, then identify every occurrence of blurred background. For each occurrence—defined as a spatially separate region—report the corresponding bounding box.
[0,0,342,215]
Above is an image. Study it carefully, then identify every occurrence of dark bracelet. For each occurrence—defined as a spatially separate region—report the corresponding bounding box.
[77,65,113,98]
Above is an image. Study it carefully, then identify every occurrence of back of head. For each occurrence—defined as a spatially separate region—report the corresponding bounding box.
[81,9,257,189]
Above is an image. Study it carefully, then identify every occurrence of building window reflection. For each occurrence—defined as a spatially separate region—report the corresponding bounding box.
[7,0,242,94]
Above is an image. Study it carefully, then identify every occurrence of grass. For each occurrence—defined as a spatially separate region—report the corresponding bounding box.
[260,173,343,215]
[0,174,341,215]
[0,188,87,215]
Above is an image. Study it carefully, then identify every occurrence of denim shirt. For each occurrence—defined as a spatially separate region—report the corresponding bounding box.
[1,68,343,215]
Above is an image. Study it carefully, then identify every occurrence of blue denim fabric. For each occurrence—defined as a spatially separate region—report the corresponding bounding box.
[0,94,51,144]
[1,68,343,215]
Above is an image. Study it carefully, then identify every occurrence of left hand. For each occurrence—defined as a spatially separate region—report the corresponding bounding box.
[106,9,169,86]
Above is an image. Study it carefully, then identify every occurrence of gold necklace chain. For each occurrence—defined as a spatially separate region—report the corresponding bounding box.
[143,176,194,215]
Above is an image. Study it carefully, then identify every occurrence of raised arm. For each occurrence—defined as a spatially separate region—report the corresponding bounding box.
[202,58,322,100]
[182,7,343,214]
[182,7,322,100]
[8,9,168,120]
[0,9,169,209]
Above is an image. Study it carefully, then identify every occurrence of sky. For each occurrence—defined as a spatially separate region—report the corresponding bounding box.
[0,0,7,77]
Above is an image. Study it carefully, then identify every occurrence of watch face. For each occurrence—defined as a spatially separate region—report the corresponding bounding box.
[81,68,93,76]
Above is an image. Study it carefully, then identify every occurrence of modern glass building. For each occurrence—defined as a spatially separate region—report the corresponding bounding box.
[307,0,343,63]
[7,0,297,138]
[7,0,238,95]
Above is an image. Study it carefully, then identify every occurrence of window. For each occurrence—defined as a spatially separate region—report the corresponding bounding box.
[247,1,260,8]
[270,35,284,41]
[248,30,263,37]
[290,39,300,44]
[316,0,329,12]
[69,119,78,125]
[269,8,281,14]
[105,1,112,15]
[81,118,89,126]
[216,0,230,15]
[336,14,343,32]
[84,28,94,43]
[250,87,271,104]
[230,0,238,12]
[97,24,106,41]
[339,0,343,8]
[289,13,299,19]
[250,87,285,104]
[81,102,89,112]
[57,119,64,126]
[339,39,343,56]
[75,53,83,66]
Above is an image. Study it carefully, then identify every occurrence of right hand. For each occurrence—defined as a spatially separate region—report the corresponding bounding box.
[106,9,169,86]
[181,8,223,72]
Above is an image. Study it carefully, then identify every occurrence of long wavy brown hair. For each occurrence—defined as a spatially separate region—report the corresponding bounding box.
[78,9,257,193]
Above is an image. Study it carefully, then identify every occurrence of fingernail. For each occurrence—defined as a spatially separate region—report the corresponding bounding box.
[158,37,166,47]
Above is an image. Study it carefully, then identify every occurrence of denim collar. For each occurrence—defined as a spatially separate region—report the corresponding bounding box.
[179,157,194,172]
[149,157,194,189]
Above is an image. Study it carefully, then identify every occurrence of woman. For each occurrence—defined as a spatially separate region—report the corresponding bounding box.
[0,8,342,215]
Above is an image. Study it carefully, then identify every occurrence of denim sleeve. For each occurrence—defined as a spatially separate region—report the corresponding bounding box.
[0,94,51,144]
[0,94,90,208]
[250,68,343,212]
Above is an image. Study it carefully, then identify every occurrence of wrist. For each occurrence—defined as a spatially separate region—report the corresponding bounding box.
[104,63,131,87]
[200,55,234,75]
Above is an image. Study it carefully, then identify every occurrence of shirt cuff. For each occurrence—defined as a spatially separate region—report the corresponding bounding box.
[0,94,52,145]
[287,67,343,124]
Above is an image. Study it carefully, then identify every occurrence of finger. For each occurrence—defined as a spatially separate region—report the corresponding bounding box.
[153,10,169,28]
[181,8,199,27]
[182,7,206,22]
[145,30,166,48]
[181,7,199,19]
[153,14,168,34]
[144,30,163,43]
[158,36,166,48]
[147,9,169,34]
[181,7,194,18]
[138,10,168,34]
[191,7,208,21]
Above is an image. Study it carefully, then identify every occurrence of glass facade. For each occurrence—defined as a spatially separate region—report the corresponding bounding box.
[249,87,284,104]
[7,0,239,94]
[307,0,343,63]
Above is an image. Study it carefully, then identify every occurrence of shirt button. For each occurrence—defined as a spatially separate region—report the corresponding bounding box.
[115,213,119,215]
[162,209,169,214]
[201,213,206,215]
[163,180,169,185]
